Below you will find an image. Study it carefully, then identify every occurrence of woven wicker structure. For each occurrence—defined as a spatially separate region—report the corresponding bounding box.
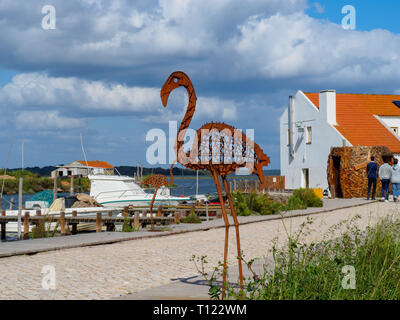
[327,146,393,198]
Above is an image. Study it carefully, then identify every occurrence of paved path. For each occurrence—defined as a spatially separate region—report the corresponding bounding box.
[0,199,396,300]
[0,198,371,258]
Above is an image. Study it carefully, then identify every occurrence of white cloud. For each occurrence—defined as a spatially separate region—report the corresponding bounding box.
[15,111,85,130]
[231,12,400,87]
[0,73,238,128]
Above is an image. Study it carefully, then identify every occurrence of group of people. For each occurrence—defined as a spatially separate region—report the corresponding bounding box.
[367,156,400,202]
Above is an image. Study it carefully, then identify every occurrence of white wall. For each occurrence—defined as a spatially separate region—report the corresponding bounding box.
[377,116,400,140]
[280,91,349,190]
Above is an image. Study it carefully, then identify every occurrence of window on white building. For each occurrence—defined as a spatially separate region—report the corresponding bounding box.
[306,126,312,144]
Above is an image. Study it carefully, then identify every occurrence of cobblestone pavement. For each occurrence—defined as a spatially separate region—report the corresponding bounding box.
[0,201,397,299]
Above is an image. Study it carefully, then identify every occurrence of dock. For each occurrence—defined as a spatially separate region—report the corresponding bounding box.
[0,205,223,240]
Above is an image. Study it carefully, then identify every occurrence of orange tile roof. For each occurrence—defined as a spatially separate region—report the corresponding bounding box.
[77,161,114,169]
[304,92,400,153]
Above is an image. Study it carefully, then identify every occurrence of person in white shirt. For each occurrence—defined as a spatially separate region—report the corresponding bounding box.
[379,158,392,202]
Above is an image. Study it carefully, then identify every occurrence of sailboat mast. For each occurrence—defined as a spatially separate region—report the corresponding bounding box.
[21,140,24,171]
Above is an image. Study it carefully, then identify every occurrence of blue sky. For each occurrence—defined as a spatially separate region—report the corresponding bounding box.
[0,0,400,170]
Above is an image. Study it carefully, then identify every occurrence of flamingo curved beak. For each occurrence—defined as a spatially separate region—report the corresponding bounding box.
[160,78,177,107]
[160,85,171,107]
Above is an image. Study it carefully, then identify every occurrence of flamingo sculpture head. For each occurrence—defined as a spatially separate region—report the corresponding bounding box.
[160,71,196,107]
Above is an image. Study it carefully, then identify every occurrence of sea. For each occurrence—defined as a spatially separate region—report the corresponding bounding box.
[0,174,270,241]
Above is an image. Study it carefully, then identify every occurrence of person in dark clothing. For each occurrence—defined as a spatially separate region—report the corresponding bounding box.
[366,156,378,200]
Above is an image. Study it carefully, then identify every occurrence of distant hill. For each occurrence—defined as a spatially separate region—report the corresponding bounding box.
[7,166,280,177]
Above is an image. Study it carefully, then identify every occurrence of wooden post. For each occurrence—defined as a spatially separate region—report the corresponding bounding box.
[9,197,14,210]
[96,212,102,233]
[17,177,23,240]
[53,175,58,202]
[134,213,140,230]
[106,211,115,231]
[1,210,6,241]
[71,210,78,235]
[60,211,66,236]
[23,211,29,240]
[174,212,180,224]
[34,209,42,231]
[156,206,162,226]
[70,175,74,196]
[141,209,147,218]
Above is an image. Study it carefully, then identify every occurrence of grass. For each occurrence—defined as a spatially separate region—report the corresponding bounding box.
[182,207,202,224]
[193,214,400,300]
[121,214,139,232]
[30,215,59,238]
[0,169,91,194]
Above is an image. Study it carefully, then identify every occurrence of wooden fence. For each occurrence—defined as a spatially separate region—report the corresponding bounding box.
[228,176,285,193]
[0,205,224,240]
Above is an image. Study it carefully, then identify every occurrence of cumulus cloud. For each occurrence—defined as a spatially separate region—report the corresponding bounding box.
[15,110,85,130]
[1,0,399,94]
[0,0,307,80]
[0,73,238,127]
[2,0,400,168]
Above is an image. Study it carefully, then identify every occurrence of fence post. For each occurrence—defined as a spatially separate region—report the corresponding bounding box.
[1,210,6,240]
[156,206,162,226]
[60,211,66,236]
[134,213,140,230]
[106,211,115,231]
[174,212,180,224]
[23,211,30,240]
[71,211,78,235]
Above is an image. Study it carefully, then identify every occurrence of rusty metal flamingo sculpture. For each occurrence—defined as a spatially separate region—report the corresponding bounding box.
[161,71,270,299]
[141,161,175,230]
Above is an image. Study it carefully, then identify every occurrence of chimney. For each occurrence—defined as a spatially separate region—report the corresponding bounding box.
[319,90,336,125]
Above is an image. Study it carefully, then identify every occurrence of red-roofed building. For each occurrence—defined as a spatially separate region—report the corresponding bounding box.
[280,90,400,190]
[51,160,114,178]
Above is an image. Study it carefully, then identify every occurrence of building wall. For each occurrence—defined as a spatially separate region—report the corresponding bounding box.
[377,116,400,139]
[280,91,349,190]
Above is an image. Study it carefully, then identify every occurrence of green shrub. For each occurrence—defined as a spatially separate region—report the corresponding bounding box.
[183,207,202,223]
[232,191,284,216]
[285,188,323,210]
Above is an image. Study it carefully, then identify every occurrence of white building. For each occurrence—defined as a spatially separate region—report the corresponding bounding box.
[280,90,400,190]
[51,160,114,178]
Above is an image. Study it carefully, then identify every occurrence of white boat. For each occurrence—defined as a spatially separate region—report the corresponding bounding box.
[89,174,190,207]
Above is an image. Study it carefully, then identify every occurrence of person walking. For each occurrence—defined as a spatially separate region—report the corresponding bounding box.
[391,158,400,202]
[379,158,392,202]
[366,156,378,200]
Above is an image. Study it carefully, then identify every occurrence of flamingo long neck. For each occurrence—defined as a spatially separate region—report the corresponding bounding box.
[176,83,197,158]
